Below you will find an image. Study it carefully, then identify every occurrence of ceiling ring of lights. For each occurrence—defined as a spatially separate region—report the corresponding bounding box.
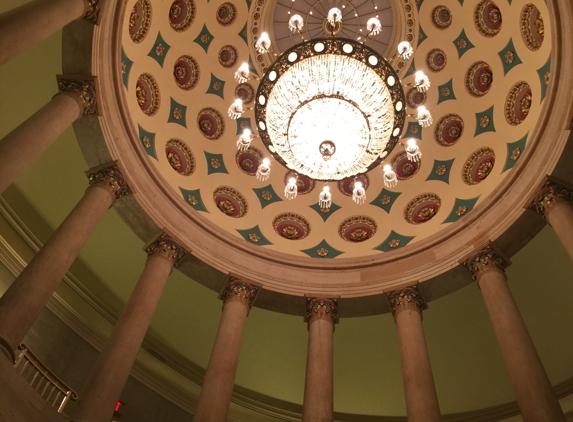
[254,38,406,182]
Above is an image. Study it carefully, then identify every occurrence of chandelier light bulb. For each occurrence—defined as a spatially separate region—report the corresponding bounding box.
[288,14,304,32]
[417,106,433,127]
[284,177,298,200]
[255,32,271,54]
[319,186,332,211]
[414,71,431,92]
[227,98,244,120]
[405,138,422,162]
[397,41,413,60]
[236,129,252,151]
[366,17,382,36]
[256,158,271,181]
[383,164,398,188]
[234,63,250,83]
[327,8,342,25]
[352,181,366,204]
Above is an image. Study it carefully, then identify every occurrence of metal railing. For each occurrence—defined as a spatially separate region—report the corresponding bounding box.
[14,344,78,413]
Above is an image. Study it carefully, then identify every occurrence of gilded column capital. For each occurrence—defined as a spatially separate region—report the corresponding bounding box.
[144,232,189,267]
[530,180,573,219]
[82,0,101,24]
[304,298,339,325]
[219,277,260,310]
[387,286,425,319]
[86,163,132,202]
[463,244,509,281]
[57,75,99,115]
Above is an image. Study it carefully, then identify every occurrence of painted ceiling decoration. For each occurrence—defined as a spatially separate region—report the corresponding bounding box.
[118,0,551,258]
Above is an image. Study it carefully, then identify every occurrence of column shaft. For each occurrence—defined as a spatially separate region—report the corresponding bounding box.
[0,0,86,67]
[73,254,172,422]
[193,299,249,422]
[302,318,334,422]
[0,93,82,194]
[0,183,114,362]
[395,309,441,422]
[545,202,573,262]
[479,269,566,422]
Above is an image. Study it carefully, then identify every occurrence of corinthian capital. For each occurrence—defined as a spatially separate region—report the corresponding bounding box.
[219,277,260,310]
[304,298,339,325]
[82,0,101,24]
[86,163,132,201]
[463,244,510,281]
[530,180,573,218]
[387,286,425,319]
[57,75,99,115]
[145,232,189,267]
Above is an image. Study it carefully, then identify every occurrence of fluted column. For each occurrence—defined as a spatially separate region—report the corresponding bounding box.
[193,278,260,422]
[0,0,101,67]
[302,298,338,422]
[464,245,566,422]
[531,180,573,262]
[388,287,441,422]
[73,233,188,422]
[0,76,98,195]
[0,164,131,362]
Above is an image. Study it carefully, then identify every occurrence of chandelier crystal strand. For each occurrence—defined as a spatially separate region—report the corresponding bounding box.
[397,41,413,60]
[234,63,250,83]
[405,139,422,162]
[417,106,433,127]
[236,129,252,151]
[228,99,243,119]
[383,164,398,188]
[352,181,366,204]
[288,14,304,32]
[264,53,395,180]
[284,177,298,199]
[327,8,342,25]
[255,32,271,54]
[414,71,431,92]
[366,17,382,36]
[256,158,271,181]
[319,186,332,211]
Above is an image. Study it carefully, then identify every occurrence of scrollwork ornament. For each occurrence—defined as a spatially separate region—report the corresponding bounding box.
[305,298,339,325]
[87,164,132,201]
[145,233,189,266]
[57,77,98,115]
[387,287,424,318]
[220,278,260,309]
[463,245,508,281]
[530,181,573,218]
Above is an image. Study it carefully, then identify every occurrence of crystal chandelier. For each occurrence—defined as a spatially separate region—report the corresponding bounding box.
[228,10,431,210]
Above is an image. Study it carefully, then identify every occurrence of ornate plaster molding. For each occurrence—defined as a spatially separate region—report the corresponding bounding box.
[57,75,99,115]
[304,298,339,325]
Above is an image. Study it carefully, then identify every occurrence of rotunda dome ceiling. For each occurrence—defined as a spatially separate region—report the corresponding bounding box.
[119,0,551,260]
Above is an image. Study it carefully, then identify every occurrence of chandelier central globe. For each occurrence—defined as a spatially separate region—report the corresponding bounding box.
[255,38,406,181]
